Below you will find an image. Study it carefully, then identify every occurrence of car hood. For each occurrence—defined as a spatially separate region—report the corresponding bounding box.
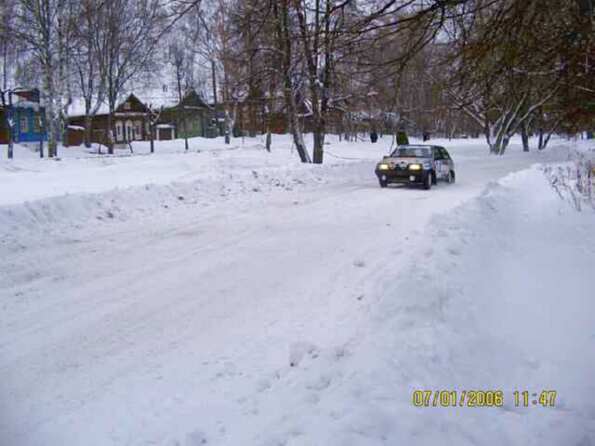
[379,157,426,165]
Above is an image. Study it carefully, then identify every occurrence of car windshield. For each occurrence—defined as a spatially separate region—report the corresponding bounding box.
[391,147,431,158]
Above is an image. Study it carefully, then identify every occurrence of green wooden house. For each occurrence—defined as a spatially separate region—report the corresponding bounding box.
[157,89,214,139]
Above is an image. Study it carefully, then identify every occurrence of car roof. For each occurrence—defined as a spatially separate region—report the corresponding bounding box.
[398,144,445,150]
[391,146,435,157]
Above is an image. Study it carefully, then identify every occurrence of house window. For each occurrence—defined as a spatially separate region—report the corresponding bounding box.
[134,121,142,140]
[116,121,123,141]
[125,120,133,141]
[33,113,42,133]
[123,102,131,111]
[20,115,29,133]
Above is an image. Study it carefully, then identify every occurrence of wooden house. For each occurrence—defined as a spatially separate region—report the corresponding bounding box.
[0,89,47,145]
[67,93,152,146]
[233,93,350,136]
[156,89,214,140]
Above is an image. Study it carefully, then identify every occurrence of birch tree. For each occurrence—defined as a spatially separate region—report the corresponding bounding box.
[13,0,76,157]
[272,0,311,162]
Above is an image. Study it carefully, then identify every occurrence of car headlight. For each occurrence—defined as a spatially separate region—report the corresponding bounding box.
[378,163,390,171]
[408,164,422,171]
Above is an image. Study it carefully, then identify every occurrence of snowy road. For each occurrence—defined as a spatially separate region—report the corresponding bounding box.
[1,137,593,445]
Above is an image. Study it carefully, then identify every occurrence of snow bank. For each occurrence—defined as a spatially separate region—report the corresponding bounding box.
[0,162,326,229]
[0,134,384,207]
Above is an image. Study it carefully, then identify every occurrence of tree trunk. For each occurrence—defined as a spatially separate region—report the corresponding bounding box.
[542,132,553,150]
[107,108,114,155]
[521,122,530,152]
[312,124,325,164]
[539,118,561,150]
[211,59,217,109]
[265,93,272,152]
[43,70,58,158]
[248,99,257,138]
[485,122,509,155]
[184,126,189,151]
[1,44,7,91]
[149,115,155,154]
[538,127,544,150]
[224,108,233,144]
[286,93,310,163]
[4,93,14,159]
[84,115,93,148]
[500,136,510,155]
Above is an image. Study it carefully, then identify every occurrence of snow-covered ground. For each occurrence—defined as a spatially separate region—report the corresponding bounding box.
[0,135,593,446]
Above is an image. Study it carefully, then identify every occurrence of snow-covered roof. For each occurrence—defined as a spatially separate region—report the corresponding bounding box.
[68,87,179,117]
[68,97,109,117]
[13,99,42,111]
[136,89,179,110]
[68,87,206,118]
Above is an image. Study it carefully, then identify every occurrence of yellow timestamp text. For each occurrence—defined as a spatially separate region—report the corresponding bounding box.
[411,390,557,408]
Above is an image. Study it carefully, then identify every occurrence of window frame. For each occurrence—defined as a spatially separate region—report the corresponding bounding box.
[116,121,123,141]
[19,114,29,134]
[440,147,451,160]
[134,121,142,140]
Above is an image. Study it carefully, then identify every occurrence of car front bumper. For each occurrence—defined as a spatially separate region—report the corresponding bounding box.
[375,169,428,184]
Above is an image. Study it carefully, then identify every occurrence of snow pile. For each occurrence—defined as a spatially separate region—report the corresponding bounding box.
[0,134,378,248]
[0,161,330,248]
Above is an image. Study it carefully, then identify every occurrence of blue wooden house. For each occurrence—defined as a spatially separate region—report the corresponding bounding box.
[0,89,47,144]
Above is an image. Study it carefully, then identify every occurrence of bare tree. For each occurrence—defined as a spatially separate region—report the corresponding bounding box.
[272,0,311,162]
[168,40,194,150]
[440,0,593,154]
[94,0,167,154]
[71,0,106,150]
[293,0,341,163]
[0,0,18,92]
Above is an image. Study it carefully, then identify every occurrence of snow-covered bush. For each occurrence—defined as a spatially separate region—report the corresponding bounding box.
[544,149,594,211]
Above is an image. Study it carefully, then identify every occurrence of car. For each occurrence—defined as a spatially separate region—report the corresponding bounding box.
[374,144,455,189]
